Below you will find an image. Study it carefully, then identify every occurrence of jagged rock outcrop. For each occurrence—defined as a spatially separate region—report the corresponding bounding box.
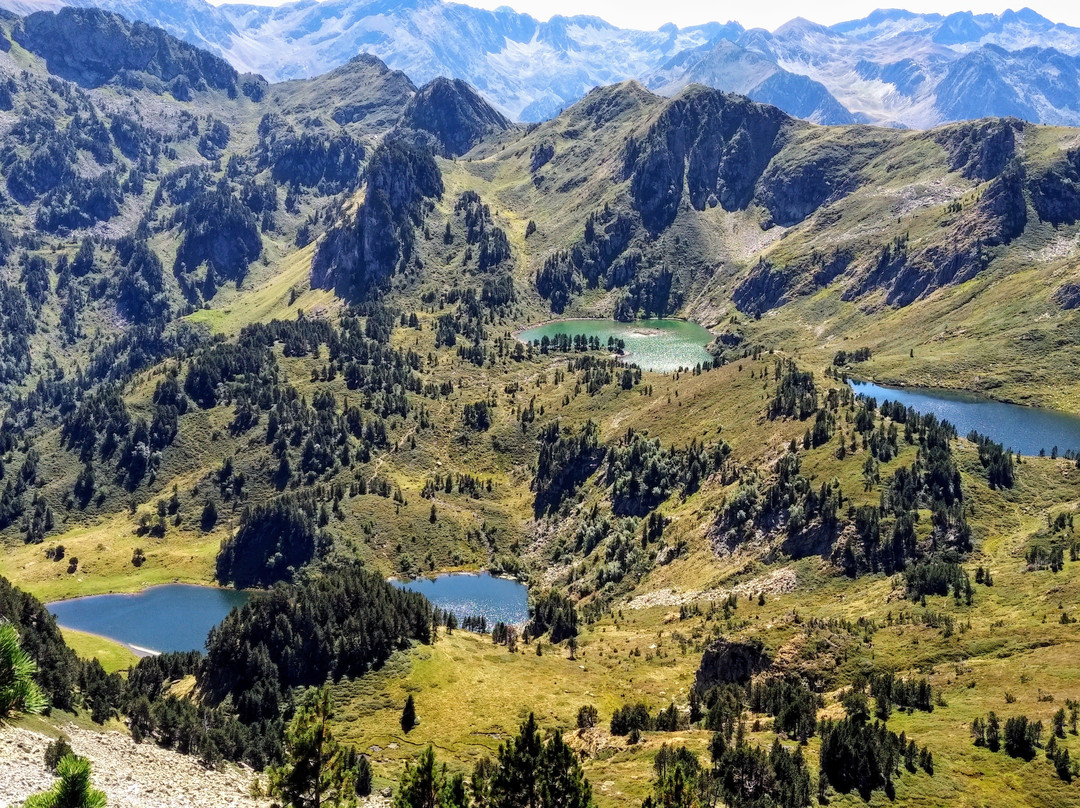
[530,140,555,173]
[14,8,241,96]
[1054,282,1080,310]
[624,88,788,232]
[1030,147,1080,225]
[694,638,770,689]
[401,77,512,157]
[965,160,1029,244]
[312,139,443,298]
[934,118,1022,181]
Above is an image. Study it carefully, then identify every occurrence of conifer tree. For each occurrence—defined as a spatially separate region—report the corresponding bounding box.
[269,687,365,808]
[402,694,417,732]
[0,622,48,718]
[24,756,106,808]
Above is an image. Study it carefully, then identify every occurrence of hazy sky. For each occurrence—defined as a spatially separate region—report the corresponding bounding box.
[207,0,1080,31]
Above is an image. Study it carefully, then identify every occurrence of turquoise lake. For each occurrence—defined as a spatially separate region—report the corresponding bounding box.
[516,319,714,373]
[393,571,529,625]
[48,584,250,655]
[850,380,1080,457]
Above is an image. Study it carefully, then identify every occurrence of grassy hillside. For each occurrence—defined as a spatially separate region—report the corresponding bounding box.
[1,9,1080,808]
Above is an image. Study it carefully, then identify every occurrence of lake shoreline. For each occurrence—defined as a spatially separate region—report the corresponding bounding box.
[44,579,240,605]
[47,584,250,656]
[849,375,1076,415]
[848,378,1080,456]
[511,315,712,341]
[60,625,159,659]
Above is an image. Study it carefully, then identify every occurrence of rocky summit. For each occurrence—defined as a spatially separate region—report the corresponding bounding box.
[1,4,1080,808]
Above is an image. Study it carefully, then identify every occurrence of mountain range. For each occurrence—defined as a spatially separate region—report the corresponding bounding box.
[3,6,1080,806]
[4,0,1080,126]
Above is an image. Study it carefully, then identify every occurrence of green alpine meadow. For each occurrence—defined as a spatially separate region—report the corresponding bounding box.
[2,3,1080,807]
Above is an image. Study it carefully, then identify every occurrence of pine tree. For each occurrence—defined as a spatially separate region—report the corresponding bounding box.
[536,731,592,808]
[0,623,48,718]
[401,694,417,732]
[393,746,468,808]
[269,687,365,808]
[24,755,106,808]
[986,712,1001,752]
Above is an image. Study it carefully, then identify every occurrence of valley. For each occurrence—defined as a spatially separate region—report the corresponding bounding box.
[0,5,1079,808]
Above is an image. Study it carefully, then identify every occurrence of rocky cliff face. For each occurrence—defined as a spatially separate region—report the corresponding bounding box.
[401,77,512,157]
[694,638,770,689]
[933,118,1021,181]
[1030,148,1080,225]
[755,143,864,228]
[14,7,241,95]
[312,139,443,298]
[625,88,789,232]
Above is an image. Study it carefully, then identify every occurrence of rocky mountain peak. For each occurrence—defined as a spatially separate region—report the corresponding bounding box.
[401,77,512,156]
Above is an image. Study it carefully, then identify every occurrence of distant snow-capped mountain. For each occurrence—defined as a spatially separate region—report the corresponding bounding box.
[5,0,1080,128]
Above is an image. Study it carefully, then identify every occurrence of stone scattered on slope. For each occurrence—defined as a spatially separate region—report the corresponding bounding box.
[0,723,267,808]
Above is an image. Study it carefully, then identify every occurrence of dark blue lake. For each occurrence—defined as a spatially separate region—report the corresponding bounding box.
[850,380,1080,457]
[48,584,250,655]
[393,571,529,625]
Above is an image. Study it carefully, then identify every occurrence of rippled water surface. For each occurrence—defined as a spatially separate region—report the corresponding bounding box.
[517,319,714,373]
[393,572,528,625]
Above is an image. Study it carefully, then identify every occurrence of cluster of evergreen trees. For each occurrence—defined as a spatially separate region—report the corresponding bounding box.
[832,347,872,365]
[533,420,603,515]
[722,380,974,577]
[256,114,365,193]
[216,495,321,587]
[526,589,578,643]
[202,563,431,722]
[974,710,1077,781]
[818,714,932,799]
[528,333,626,355]
[172,181,262,294]
[453,190,512,272]
[1,564,436,769]
[904,553,973,603]
[610,701,684,736]
[748,676,821,742]
[641,736,812,808]
[393,714,593,808]
[605,428,730,516]
[967,430,1016,488]
[768,360,818,420]
[0,279,35,386]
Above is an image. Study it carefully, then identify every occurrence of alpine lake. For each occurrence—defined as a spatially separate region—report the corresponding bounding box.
[516,318,715,374]
[850,380,1080,457]
[48,573,529,656]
